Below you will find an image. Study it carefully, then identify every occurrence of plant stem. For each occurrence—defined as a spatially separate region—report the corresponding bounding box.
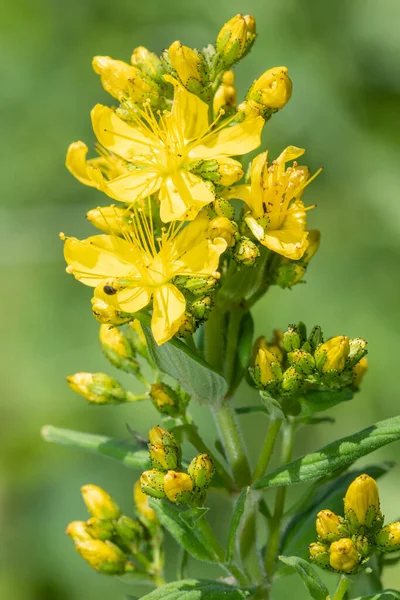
[224,307,244,390]
[332,576,349,600]
[252,419,282,483]
[264,418,296,582]
[212,400,252,488]
[204,308,225,373]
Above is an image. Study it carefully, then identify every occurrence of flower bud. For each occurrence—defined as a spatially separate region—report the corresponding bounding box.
[128,319,148,358]
[177,312,197,338]
[86,517,115,541]
[353,357,368,388]
[247,67,292,117]
[209,217,239,248]
[86,205,132,236]
[91,297,132,325]
[81,485,120,520]
[75,539,129,574]
[115,515,143,548]
[288,350,315,376]
[252,347,282,388]
[192,158,243,187]
[281,366,303,394]
[329,538,360,573]
[309,541,330,568]
[344,474,382,531]
[316,510,347,542]
[148,426,181,471]
[233,237,259,266]
[190,296,213,322]
[274,262,306,288]
[150,383,182,416]
[213,71,237,117]
[308,325,324,352]
[131,46,162,80]
[315,336,350,374]
[148,426,179,448]
[100,324,140,375]
[140,470,166,499]
[67,372,132,405]
[216,14,256,67]
[134,480,157,522]
[168,41,205,92]
[92,56,159,104]
[66,520,93,542]
[207,198,235,219]
[188,454,215,489]
[283,325,302,352]
[302,230,321,265]
[376,522,400,552]
[174,275,219,295]
[163,470,194,504]
[347,338,368,368]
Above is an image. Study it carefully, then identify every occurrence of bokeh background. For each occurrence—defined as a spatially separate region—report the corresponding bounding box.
[1,0,400,597]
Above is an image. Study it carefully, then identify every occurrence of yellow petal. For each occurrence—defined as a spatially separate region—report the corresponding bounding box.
[66,142,96,187]
[114,287,152,313]
[275,145,305,166]
[64,235,137,287]
[165,75,209,142]
[106,169,162,204]
[152,284,186,345]
[261,203,308,259]
[189,115,264,159]
[223,184,253,204]
[91,104,157,160]
[158,171,214,223]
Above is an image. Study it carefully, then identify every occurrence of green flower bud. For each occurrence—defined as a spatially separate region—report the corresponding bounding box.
[177,312,197,338]
[188,454,215,489]
[376,522,400,552]
[207,198,235,219]
[148,426,181,471]
[250,347,282,389]
[86,517,115,541]
[216,14,256,67]
[67,372,134,405]
[233,237,259,266]
[283,325,302,352]
[174,275,219,295]
[309,541,330,569]
[140,470,166,499]
[347,338,368,368]
[131,46,162,80]
[81,485,120,520]
[308,325,324,352]
[91,296,132,325]
[274,262,306,288]
[75,539,129,575]
[288,350,315,375]
[99,324,140,375]
[281,366,303,394]
[150,383,182,416]
[190,296,213,321]
[115,515,143,548]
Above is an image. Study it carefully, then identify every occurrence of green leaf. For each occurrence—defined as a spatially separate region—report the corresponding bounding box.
[259,391,285,420]
[138,579,250,600]
[253,415,400,489]
[235,406,269,415]
[137,314,228,406]
[280,463,392,561]
[41,425,149,469]
[278,556,329,600]
[226,487,250,563]
[148,499,218,563]
[230,311,254,394]
[351,592,400,600]
[179,507,209,529]
[300,388,353,414]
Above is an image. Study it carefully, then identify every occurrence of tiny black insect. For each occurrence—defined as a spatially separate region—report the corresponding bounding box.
[103,285,117,295]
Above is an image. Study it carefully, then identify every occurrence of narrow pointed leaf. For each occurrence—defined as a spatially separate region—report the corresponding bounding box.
[253,415,400,489]
[41,425,149,469]
[352,592,400,600]
[138,579,251,599]
[279,555,329,600]
[226,487,250,563]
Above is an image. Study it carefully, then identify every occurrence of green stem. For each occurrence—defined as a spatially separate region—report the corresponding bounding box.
[212,401,252,488]
[252,419,282,483]
[152,573,166,587]
[224,307,244,390]
[204,303,225,372]
[332,576,349,600]
[264,419,296,582]
[126,392,150,402]
[184,422,233,490]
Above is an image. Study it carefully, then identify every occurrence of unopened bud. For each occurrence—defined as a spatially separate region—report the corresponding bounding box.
[288,350,315,376]
[213,71,237,117]
[115,515,143,547]
[347,338,368,368]
[92,56,159,104]
[188,454,214,489]
[174,274,219,295]
[168,41,205,92]
[190,296,213,321]
[150,383,182,416]
[216,14,256,67]
[177,312,197,338]
[134,480,157,522]
[309,541,330,568]
[207,198,235,219]
[308,325,324,352]
[131,46,162,80]
[140,470,166,499]
[209,217,239,247]
[66,521,93,542]
[251,347,282,388]
[192,159,243,187]
[67,372,132,405]
[86,517,115,541]
[86,205,132,235]
[315,336,350,374]
[353,357,368,388]
[81,485,120,520]
[274,262,306,288]
[329,538,360,573]
[283,325,302,352]
[128,319,148,358]
[148,426,181,471]
[281,366,303,394]
[91,296,132,326]
[376,522,400,552]
[75,539,129,574]
[247,67,292,117]
[233,237,259,266]
[163,470,194,504]
[100,324,140,375]
[344,474,382,531]
[316,510,347,542]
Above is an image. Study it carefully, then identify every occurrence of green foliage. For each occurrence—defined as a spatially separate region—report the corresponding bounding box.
[226,487,250,563]
[278,556,329,600]
[351,592,400,600]
[137,580,250,600]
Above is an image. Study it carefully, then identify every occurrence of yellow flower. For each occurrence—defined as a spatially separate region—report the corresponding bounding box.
[86,77,263,222]
[63,209,227,345]
[344,474,381,528]
[329,538,360,573]
[226,146,319,260]
[168,41,204,88]
[163,470,194,503]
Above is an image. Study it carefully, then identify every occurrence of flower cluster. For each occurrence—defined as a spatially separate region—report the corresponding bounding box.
[61,13,321,347]
[309,474,400,574]
[140,427,214,506]
[66,483,163,578]
[249,322,368,413]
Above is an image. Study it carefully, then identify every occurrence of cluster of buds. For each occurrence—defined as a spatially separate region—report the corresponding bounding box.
[66,483,162,577]
[272,230,321,288]
[309,474,400,574]
[140,427,214,506]
[249,322,368,409]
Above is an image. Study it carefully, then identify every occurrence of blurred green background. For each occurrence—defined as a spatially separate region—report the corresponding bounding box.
[1,0,400,597]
